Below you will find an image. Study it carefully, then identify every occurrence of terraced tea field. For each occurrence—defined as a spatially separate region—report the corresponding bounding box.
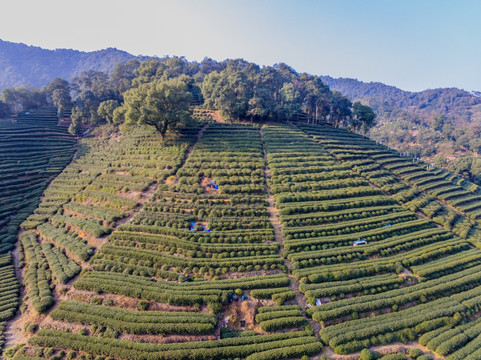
[7,118,481,360]
[0,108,76,350]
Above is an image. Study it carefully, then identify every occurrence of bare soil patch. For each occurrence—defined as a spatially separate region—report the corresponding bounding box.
[200,177,219,194]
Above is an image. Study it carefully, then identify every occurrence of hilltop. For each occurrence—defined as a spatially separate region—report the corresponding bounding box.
[2,37,481,182]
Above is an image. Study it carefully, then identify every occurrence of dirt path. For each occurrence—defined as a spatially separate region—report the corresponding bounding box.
[4,135,92,349]
[3,230,27,348]
[139,182,158,202]
[260,126,322,350]
[185,124,208,159]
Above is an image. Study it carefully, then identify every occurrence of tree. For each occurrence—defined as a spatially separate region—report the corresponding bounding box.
[45,78,71,113]
[132,59,161,87]
[247,87,275,122]
[199,57,225,76]
[68,107,83,136]
[112,106,126,124]
[278,82,301,121]
[121,78,193,140]
[330,91,352,128]
[46,79,73,118]
[97,100,120,123]
[448,157,472,180]
[71,70,114,124]
[352,101,376,135]
[359,348,375,360]
[442,118,455,140]
[469,138,481,154]
[110,59,140,98]
[301,76,331,124]
[0,86,46,114]
[434,114,446,131]
[68,119,82,136]
[202,69,251,121]
[0,100,11,118]
[434,154,448,169]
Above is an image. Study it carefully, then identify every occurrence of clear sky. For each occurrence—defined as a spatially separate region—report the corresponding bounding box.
[1,0,479,92]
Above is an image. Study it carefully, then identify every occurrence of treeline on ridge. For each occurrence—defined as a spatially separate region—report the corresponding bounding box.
[0,57,375,137]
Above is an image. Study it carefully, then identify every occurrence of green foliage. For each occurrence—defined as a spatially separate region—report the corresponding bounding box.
[323,76,481,160]
[20,232,54,313]
[379,355,407,360]
[360,348,375,360]
[69,108,83,136]
[201,60,359,126]
[45,77,72,116]
[97,100,119,123]
[408,348,424,358]
[0,86,47,113]
[352,101,376,135]
[50,300,216,335]
[0,99,11,118]
[37,223,94,262]
[11,112,481,360]
[29,329,320,360]
[50,214,111,238]
[121,77,193,139]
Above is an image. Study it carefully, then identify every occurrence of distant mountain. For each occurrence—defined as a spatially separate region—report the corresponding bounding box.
[320,76,481,167]
[320,76,481,127]
[0,39,141,89]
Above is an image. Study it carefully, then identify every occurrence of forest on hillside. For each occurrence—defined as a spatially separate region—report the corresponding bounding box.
[0,57,376,138]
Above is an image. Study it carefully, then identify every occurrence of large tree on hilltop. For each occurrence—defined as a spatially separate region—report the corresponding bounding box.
[120,77,192,140]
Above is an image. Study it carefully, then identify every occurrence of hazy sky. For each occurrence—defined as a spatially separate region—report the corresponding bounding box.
[1,0,479,92]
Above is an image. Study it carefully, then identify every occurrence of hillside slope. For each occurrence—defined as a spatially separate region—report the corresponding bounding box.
[8,120,481,359]
[0,39,139,89]
[322,76,481,167]
[321,75,481,127]
[0,109,76,351]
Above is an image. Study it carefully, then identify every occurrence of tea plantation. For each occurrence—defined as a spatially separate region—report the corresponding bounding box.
[6,117,481,359]
[0,108,76,349]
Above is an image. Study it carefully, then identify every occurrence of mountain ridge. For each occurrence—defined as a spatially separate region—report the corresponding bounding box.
[0,38,141,89]
[320,75,481,127]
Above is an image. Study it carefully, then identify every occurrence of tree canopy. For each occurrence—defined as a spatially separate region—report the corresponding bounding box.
[352,101,376,135]
[0,100,10,118]
[119,77,192,140]
[97,100,119,123]
[0,56,377,138]
[46,78,72,117]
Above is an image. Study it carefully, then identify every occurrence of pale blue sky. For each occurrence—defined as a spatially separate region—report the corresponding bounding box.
[1,0,479,92]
